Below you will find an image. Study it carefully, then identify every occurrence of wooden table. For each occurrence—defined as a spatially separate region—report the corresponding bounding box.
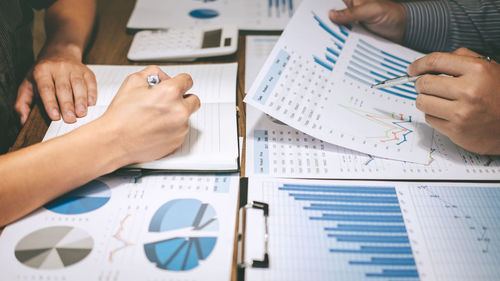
[7,0,280,280]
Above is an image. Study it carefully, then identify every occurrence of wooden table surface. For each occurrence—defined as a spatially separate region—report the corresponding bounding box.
[7,0,280,279]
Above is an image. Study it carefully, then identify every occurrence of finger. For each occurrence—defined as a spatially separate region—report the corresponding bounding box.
[54,74,77,123]
[70,72,88,118]
[415,93,457,121]
[32,71,61,121]
[84,71,98,106]
[424,114,453,138]
[452,47,482,57]
[329,3,378,24]
[183,93,201,115]
[408,52,479,77]
[414,74,459,100]
[158,73,194,98]
[14,78,35,125]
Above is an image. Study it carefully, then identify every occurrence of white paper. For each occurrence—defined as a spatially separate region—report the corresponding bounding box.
[127,0,302,31]
[245,177,500,281]
[244,0,433,164]
[245,105,500,180]
[245,36,280,92]
[43,64,239,171]
[0,174,239,281]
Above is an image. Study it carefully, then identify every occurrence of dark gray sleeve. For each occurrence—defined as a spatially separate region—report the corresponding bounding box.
[402,0,500,55]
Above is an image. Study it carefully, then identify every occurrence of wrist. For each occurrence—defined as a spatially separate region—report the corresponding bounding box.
[75,116,132,175]
[38,43,83,62]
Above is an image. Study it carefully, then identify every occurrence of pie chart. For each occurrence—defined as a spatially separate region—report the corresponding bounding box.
[144,199,218,271]
[15,226,93,269]
[44,180,111,214]
[188,9,219,19]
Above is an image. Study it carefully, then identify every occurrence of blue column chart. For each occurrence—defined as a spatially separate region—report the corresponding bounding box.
[268,0,295,18]
[279,183,419,279]
[344,39,418,100]
[312,12,351,71]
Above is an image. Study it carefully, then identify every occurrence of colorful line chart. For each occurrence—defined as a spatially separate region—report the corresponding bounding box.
[144,199,218,271]
[108,214,134,263]
[339,104,414,145]
[44,180,111,215]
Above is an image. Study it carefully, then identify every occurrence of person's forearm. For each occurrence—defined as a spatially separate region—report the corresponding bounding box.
[0,118,127,227]
[41,0,97,60]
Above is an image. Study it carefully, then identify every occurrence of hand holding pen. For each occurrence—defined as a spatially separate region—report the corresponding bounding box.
[374,48,500,155]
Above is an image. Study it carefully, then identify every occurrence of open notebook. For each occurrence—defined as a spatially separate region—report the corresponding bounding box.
[43,63,239,172]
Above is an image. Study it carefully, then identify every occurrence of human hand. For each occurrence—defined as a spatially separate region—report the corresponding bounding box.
[14,52,97,125]
[329,0,406,43]
[409,48,500,155]
[99,66,201,165]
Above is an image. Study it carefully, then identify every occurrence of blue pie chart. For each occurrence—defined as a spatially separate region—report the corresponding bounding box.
[188,9,219,19]
[144,199,218,271]
[44,180,111,215]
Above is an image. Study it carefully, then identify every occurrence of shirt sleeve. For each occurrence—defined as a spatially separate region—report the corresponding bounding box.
[402,0,500,55]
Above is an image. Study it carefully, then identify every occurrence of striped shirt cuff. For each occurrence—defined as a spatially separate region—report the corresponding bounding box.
[402,1,450,53]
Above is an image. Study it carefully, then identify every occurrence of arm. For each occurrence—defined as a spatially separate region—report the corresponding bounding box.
[0,66,200,227]
[329,0,500,54]
[402,0,500,54]
[15,0,97,125]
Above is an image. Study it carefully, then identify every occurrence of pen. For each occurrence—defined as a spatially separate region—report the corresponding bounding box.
[372,56,492,89]
[370,74,421,89]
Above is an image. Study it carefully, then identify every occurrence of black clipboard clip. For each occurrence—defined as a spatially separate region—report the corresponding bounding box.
[237,179,270,280]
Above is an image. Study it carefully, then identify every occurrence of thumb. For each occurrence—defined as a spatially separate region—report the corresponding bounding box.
[15,78,35,125]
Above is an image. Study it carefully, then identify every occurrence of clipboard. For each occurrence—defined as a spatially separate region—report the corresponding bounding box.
[236,177,270,281]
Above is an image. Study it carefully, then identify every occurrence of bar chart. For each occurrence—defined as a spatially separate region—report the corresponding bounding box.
[344,39,418,100]
[312,12,351,71]
[280,183,419,279]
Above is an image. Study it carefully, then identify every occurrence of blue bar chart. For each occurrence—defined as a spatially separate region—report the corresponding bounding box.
[312,12,351,71]
[278,183,419,279]
[345,39,418,100]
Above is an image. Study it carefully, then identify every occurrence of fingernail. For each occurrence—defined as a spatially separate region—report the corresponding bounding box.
[88,96,95,105]
[66,110,76,120]
[76,104,86,116]
[51,109,60,120]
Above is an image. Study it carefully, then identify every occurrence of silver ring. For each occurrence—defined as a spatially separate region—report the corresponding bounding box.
[147,75,160,87]
[484,56,492,62]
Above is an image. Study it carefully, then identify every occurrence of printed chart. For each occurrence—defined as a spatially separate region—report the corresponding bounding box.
[0,174,239,281]
[245,178,500,281]
[15,226,93,269]
[399,184,500,280]
[244,0,432,164]
[44,180,111,215]
[127,0,302,30]
[245,105,500,180]
[245,178,419,281]
[145,199,218,271]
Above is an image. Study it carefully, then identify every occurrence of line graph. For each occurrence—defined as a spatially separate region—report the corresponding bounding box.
[345,39,418,100]
[403,184,500,280]
[109,214,134,262]
[339,104,413,145]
